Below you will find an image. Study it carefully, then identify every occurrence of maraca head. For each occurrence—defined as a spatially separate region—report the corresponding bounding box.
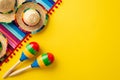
[31,53,54,68]
[20,42,40,61]
[26,42,39,54]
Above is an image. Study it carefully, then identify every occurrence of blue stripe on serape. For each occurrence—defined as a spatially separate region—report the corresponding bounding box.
[36,0,50,10]
[2,23,24,40]
[36,0,51,10]
[48,0,55,5]
[42,0,53,7]
[9,23,26,37]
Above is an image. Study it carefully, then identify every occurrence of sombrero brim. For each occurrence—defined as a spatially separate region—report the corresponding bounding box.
[15,2,48,33]
[0,12,15,23]
[0,0,25,23]
[0,33,8,58]
[17,0,26,6]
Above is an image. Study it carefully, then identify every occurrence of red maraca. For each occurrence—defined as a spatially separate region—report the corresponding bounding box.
[3,42,40,78]
[9,53,54,77]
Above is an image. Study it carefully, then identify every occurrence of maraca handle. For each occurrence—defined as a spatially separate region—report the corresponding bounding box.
[9,65,31,77]
[3,60,21,78]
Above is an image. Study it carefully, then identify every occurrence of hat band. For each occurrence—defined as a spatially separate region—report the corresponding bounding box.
[0,42,2,52]
[0,33,8,58]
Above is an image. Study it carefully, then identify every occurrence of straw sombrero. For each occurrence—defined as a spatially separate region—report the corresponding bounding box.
[15,2,49,33]
[0,33,8,58]
[0,0,25,23]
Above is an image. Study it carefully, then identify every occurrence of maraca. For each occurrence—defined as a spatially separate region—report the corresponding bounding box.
[3,42,39,78]
[9,53,54,77]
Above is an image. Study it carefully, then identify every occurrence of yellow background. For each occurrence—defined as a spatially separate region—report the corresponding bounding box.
[1,0,120,80]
